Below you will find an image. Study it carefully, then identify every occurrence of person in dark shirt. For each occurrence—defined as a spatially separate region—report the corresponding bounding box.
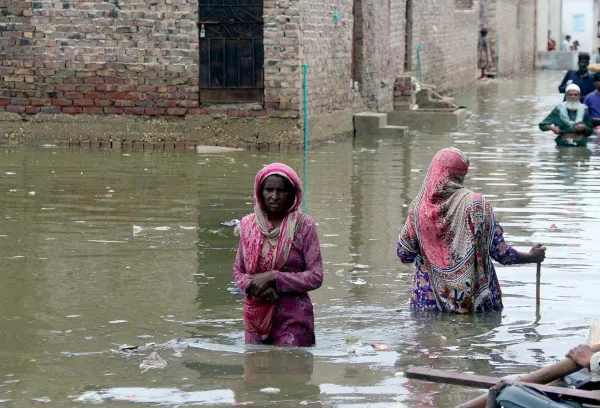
[559,53,595,102]
[583,72,600,126]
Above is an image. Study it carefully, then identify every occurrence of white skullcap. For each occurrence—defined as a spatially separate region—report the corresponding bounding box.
[566,83,581,94]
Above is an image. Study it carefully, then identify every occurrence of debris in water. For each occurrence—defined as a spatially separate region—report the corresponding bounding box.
[350,278,366,285]
[66,315,82,318]
[549,224,558,231]
[344,335,358,344]
[139,352,167,373]
[133,225,143,235]
[394,372,404,377]
[28,191,36,196]
[260,388,280,394]
[109,320,128,324]
[31,397,51,403]
[179,226,197,230]
[221,219,240,227]
[440,335,447,341]
[371,344,389,351]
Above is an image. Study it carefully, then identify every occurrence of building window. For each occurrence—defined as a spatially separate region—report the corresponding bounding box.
[455,0,474,10]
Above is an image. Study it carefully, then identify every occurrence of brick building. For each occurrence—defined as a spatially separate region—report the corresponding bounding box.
[0,0,536,144]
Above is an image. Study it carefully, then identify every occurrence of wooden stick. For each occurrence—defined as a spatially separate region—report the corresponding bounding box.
[536,262,541,314]
[456,343,600,408]
[404,367,600,405]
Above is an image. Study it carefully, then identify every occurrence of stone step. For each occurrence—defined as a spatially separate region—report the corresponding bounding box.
[381,125,408,137]
[353,112,388,135]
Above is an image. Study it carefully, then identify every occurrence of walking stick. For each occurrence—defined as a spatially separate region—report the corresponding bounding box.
[535,262,541,318]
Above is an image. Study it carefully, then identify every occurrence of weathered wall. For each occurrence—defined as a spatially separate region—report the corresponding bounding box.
[487,0,536,77]
[0,0,200,116]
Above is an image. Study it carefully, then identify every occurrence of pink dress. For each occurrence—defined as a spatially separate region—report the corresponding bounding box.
[233,215,323,347]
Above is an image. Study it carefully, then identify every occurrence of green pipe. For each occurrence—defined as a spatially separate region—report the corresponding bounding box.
[496,32,500,78]
[416,44,423,83]
[302,62,309,152]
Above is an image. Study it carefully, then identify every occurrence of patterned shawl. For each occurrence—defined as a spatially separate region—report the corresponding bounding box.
[558,101,587,128]
[238,163,303,339]
[402,147,496,312]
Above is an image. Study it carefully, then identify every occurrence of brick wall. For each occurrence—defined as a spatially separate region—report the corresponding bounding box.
[486,0,536,77]
[0,0,200,116]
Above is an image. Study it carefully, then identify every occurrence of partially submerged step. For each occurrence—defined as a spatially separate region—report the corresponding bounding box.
[353,112,388,135]
[381,125,408,137]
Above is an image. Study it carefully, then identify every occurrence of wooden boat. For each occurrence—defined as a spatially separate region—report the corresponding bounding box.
[404,342,600,408]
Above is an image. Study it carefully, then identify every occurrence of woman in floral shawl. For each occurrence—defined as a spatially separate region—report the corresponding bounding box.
[397,148,546,313]
[233,163,323,346]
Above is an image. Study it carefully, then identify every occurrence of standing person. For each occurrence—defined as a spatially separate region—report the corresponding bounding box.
[232,163,323,347]
[540,83,594,146]
[478,28,492,79]
[571,40,580,51]
[584,72,600,127]
[561,35,572,51]
[547,30,557,51]
[558,53,595,101]
[396,148,546,313]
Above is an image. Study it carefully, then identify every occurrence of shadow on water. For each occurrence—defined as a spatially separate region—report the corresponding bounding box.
[2,71,600,406]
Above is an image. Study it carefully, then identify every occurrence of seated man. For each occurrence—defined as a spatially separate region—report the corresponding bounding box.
[559,53,595,102]
[583,72,600,127]
[539,83,593,146]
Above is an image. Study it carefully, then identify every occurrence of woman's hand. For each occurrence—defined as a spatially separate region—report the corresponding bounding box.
[259,287,279,303]
[567,344,594,369]
[527,243,546,263]
[573,123,587,132]
[246,271,276,297]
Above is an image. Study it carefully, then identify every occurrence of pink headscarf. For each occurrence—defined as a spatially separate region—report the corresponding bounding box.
[239,163,303,338]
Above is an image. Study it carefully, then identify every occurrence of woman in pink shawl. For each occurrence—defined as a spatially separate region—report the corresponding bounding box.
[397,148,546,313]
[233,163,323,346]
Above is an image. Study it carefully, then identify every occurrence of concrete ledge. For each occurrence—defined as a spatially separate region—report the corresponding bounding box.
[536,51,576,70]
[353,112,388,135]
[387,108,469,130]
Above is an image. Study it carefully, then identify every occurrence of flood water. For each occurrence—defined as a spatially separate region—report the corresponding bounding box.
[1,70,600,407]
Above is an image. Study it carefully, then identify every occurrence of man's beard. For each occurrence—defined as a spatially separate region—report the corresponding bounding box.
[566,101,580,111]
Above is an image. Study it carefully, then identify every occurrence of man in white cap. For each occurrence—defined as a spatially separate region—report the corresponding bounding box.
[539,83,593,146]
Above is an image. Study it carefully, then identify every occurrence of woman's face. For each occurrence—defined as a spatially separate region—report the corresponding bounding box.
[261,175,294,216]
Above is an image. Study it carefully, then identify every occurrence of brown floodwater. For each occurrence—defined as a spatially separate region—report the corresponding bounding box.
[1,70,599,407]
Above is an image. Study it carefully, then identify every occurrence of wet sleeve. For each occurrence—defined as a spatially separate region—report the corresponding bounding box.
[591,352,600,382]
[489,220,518,265]
[539,108,558,131]
[582,109,594,136]
[273,217,323,294]
[232,240,252,295]
[558,72,570,93]
[397,215,418,263]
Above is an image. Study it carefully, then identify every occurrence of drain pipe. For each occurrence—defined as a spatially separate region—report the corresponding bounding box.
[416,44,423,83]
[496,32,500,78]
[302,62,309,152]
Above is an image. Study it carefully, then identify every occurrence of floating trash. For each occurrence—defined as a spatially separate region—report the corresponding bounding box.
[260,388,280,394]
[109,320,128,324]
[350,278,366,285]
[179,226,197,230]
[28,191,36,196]
[31,397,51,403]
[139,352,167,373]
[371,344,389,351]
[73,388,235,405]
[221,219,240,227]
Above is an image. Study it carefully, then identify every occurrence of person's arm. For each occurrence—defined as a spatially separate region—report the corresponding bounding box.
[232,240,252,295]
[567,345,600,381]
[397,215,419,263]
[582,109,594,135]
[558,72,571,93]
[539,107,560,132]
[272,216,323,293]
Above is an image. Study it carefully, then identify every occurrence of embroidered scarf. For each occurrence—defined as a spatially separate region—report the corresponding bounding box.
[404,147,496,312]
[558,101,586,128]
[238,163,303,339]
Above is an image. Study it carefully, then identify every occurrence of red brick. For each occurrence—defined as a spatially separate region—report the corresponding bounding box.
[249,109,269,117]
[179,100,199,108]
[116,85,136,92]
[96,84,118,92]
[156,99,177,108]
[105,78,124,85]
[123,107,145,115]
[104,107,124,114]
[106,92,129,100]
[64,92,84,99]
[85,92,106,100]
[62,107,83,114]
[25,106,37,114]
[167,108,186,116]
[6,105,25,113]
[0,99,10,106]
[207,109,227,117]
[114,100,135,107]
[52,99,72,106]
[74,99,94,107]
[10,98,30,105]
[144,108,166,116]
[228,109,249,117]
[94,100,113,107]
[40,106,61,114]
[31,99,52,106]
[187,108,208,115]
[84,77,104,84]
[83,107,103,114]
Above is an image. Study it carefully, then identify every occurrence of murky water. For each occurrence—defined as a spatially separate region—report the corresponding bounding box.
[1,71,600,407]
